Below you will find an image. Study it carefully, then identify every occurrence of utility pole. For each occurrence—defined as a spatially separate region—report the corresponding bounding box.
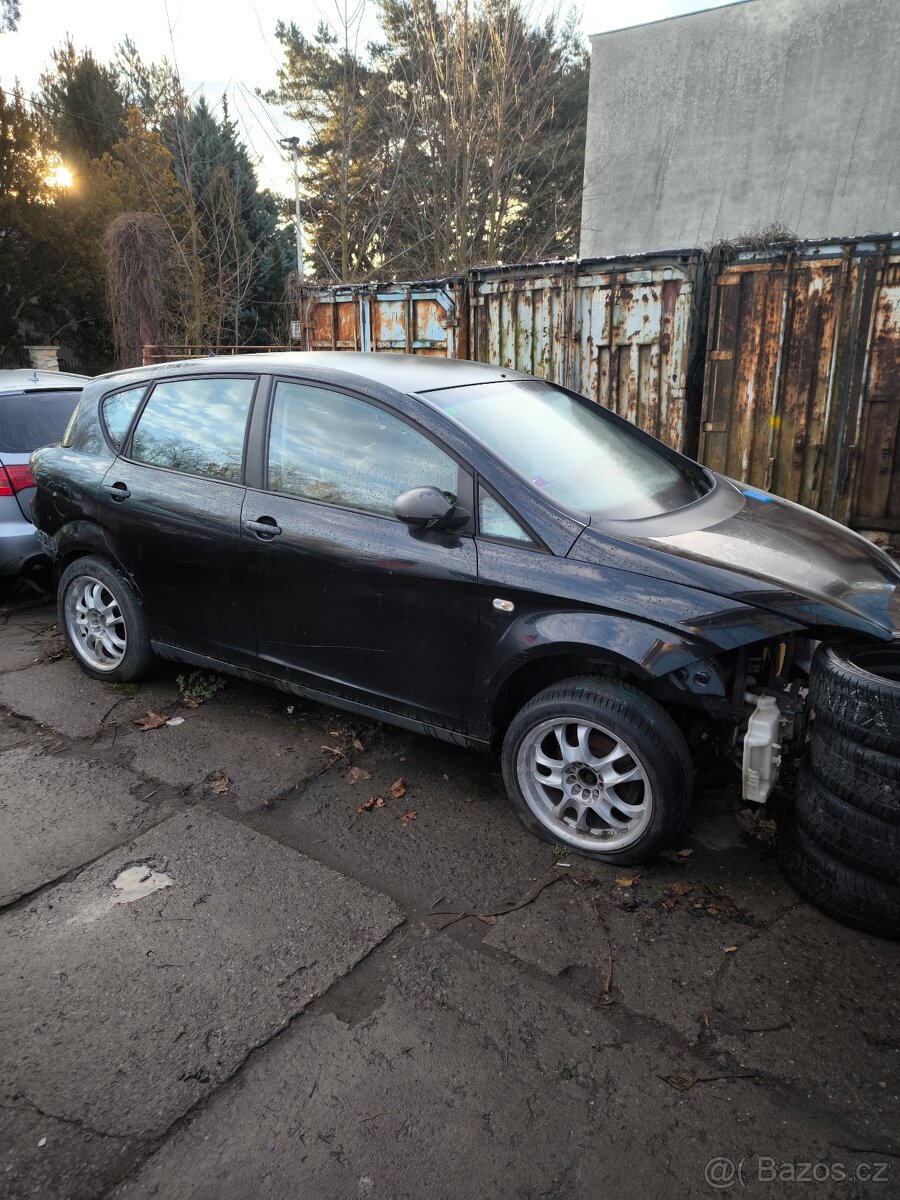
[279,136,303,282]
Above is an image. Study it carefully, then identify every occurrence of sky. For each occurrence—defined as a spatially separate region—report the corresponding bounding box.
[0,0,739,191]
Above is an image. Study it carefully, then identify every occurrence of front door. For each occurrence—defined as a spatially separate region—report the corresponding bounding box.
[241,379,479,731]
[98,374,259,666]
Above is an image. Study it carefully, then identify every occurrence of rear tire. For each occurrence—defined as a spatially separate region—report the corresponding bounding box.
[58,556,155,683]
[501,677,692,864]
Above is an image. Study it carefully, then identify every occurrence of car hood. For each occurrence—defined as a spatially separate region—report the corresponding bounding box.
[571,476,900,640]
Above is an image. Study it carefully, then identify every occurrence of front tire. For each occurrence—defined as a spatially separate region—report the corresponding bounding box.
[501,677,692,864]
[59,556,156,683]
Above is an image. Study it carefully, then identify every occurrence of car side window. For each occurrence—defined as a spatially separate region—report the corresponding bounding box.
[130,377,255,483]
[478,486,533,543]
[102,386,145,449]
[268,381,459,517]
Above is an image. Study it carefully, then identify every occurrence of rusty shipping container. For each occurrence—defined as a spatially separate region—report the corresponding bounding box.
[468,253,705,455]
[701,236,900,534]
[302,280,465,358]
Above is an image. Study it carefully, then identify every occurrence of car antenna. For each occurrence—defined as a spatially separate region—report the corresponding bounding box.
[200,337,216,358]
[29,370,40,383]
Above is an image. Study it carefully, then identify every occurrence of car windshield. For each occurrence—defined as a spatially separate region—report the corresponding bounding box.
[0,390,82,454]
[424,379,706,519]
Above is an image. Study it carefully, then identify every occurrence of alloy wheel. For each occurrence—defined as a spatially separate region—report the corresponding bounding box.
[516,717,653,851]
[64,575,128,672]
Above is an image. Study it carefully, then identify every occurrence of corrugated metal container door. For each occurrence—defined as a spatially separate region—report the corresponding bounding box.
[849,253,900,532]
[302,282,462,357]
[364,284,461,356]
[469,254,702,455]
[700,238,900,529]
[701,250,846,510]
[306,292,361,350]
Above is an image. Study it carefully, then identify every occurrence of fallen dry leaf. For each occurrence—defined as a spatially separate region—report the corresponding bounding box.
[723,945,738,953]
[133,710,169,732]
[476,914,498,925]
[181,697,202,709]
[666,881,694,896]
[346,766,372,785]
[321,744,346,758]
[352,736,364,752]
[735,807,777,845]
[676,848,694,858]
[329,730,340,738]
[441,772,450,781]
[209,774,230,795]
[389,777,407,799]
[615,876,636,887]
[662,897,677,910]
[400,809,417,826]
[356,795,386,813]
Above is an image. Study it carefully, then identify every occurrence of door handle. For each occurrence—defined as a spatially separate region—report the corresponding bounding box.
[103,482,130,501]
[245,517,282,539]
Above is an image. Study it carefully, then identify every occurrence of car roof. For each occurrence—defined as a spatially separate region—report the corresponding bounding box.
[92,352,534,395]
[0,369,90,395]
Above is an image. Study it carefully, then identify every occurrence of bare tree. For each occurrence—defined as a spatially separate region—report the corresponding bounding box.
[379,0,588,275]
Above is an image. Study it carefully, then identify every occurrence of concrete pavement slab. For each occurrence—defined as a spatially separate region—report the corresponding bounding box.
[249,728,553,915]
[483,879,602,975]
[0,604,64,674]
[0,658,176,741]
[120,688,337,811]
[110,930,878,1200]
[0,807,403,1200]
[0,744,174,906]
[713,904,900,1125]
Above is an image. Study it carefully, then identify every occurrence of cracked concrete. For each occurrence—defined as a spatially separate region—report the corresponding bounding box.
[1,596,898,1199]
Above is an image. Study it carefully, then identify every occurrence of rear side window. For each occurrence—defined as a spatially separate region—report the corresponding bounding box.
[102,386,145,449]
[130,377,256,483]
[0,391,81,453]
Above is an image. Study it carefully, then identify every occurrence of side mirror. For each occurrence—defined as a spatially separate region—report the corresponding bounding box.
[393,486,470,531]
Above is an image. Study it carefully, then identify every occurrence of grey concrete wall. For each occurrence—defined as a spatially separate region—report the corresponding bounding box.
[579,0,900,258]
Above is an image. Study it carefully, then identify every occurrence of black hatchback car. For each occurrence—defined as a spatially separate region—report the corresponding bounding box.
[31,353,900,863]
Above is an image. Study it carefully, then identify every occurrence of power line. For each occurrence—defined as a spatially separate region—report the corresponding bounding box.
[1,86,168,151]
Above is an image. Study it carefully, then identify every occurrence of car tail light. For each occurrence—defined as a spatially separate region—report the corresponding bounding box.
[0,464,35,495]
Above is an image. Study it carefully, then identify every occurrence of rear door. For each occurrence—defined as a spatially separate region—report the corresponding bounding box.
[241,378,480,731]
[98,374,259,667]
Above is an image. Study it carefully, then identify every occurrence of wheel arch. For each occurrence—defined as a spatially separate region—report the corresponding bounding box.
[488,644,651,747]
[52,521,122,583]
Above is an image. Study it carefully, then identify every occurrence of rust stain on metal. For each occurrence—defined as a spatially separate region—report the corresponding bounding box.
[700,238,900,532]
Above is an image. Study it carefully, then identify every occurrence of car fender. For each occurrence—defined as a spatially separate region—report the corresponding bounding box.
[472,601,806,739]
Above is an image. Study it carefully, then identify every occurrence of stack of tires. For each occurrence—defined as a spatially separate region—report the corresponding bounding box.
[777,641,900,938]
